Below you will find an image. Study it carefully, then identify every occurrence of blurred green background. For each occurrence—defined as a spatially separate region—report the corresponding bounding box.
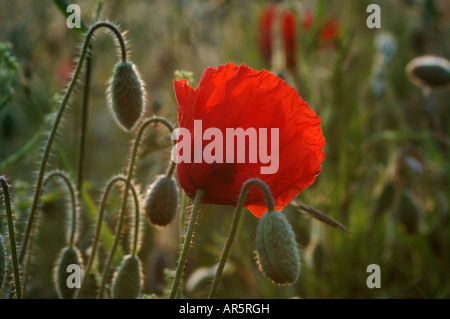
[0,0,449,299]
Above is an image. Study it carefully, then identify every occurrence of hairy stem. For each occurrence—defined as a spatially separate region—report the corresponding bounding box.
[208,178,275,299]
[20,170,79,295]
[19,21,127,267]
[43,170,79,246]
[0,176,22,299]
[77,175,139,299]
[98,117,174,299]
[169,189,205,299]
[76,47,92,192]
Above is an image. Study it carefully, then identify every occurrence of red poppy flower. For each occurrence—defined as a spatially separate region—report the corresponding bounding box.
[302,10,339,49]
[173,63,325,218]
[258,4,297,69]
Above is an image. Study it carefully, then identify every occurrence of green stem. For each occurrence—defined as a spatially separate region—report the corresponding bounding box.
[0,176,22,299]
[169,189,205,299]
[179,191,189,245]
[19,21,127,266]
[422,87,440,131]
[43,170,78,246]
[77,0,102,191]
[77,175,139,299]
[20,170,79,296]
[21,220,36,298]
[208,178,274,299]
[166,161,176,178]
[98,117,174,299]
[76,46,92,191]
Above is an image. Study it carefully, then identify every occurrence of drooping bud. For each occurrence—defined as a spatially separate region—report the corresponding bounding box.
[112,255,142,299]
[0,235,5,290]
[53,246,83,299]
[406,56,450,89]
[80,273,98,299]
[255,211,300,285]
[108,61,145,131]
[145,175,179,227]
[395,190,420,234]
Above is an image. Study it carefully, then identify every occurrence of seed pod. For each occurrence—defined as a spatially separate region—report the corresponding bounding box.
[0,235,5,290]
[406,56,450,88]
[108,61,145,131]
[145,175,179,227]
[255,211,300,285]
[112,255,142,299]
[372,180,395,218]
[53,246,83,299]
[395,190,420,234]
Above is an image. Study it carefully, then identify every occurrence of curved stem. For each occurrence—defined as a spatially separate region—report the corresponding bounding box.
[208,178,275,299]
[43,170,78,246]
[166,161,176,178]
[19,21,127,266]
[19,170,79,295]
[169,189,205,299]
[0,176,22,299]
[98,117,174,299]
[76,175,139,299]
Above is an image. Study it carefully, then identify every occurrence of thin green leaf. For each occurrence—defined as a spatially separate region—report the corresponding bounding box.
[289,199,351,233]
[52,0,89,36]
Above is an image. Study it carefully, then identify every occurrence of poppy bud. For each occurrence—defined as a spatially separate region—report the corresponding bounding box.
[108,61,145,131]
[395,190,420,234]
[406,56,450,89]
[54,246,83,299]
[0,235,5,290]
[80,273,98,299]
[112,255,142,299]
[255,211,300,285]
[145,175,179,227]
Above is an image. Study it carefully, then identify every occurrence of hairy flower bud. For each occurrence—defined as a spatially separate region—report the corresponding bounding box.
[112,255,142,299]
[54,246,83,299]
[145,175,179,227]
[108,61,145,131]
[255,211,300,285]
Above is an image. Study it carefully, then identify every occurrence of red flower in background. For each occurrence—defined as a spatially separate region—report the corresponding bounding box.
[173,63,325,217]
[303,9,339,48]
[258,5,339,66]
[258,4,297,69]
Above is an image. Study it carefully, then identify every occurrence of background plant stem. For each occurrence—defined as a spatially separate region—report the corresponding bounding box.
[169,189,204,299]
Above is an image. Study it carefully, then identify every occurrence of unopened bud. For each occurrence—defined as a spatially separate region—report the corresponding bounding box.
[108,61,145,131]
[53,246,83,299]
[145,175,179,227]
[406,56,450,88]
[112,255,142,299]
[255,211,300,285]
